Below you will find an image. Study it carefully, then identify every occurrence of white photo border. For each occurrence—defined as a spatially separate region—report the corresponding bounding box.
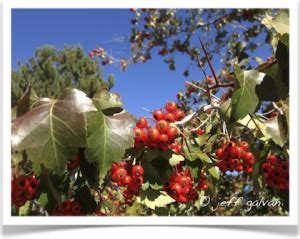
[2,0,298,225]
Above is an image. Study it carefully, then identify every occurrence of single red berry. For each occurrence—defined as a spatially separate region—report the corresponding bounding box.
[226,141,236,148]
[165,113,175,122]
[15,176,30,191]
[215,148,224,158]
[158,134,169,143]
[132,165,144,177]
[174,110,185,121]
[246,167,253,174]
[136,117,148,129]
[202,184,209,190]
[197,128,204,135]
[171,183,183,196]
[114,168,127,182]
[146,128,160,142]
[243,152,254,161]
[165,101,177,113]
[167,127,179,140]
[177,195,188,203]
[156,120,170,133]
[61,200,72,213]
[122,175,133,186]
[261,162,271,173]
[134,176,144,186]
[240,141,249,150]
[153,110,165,121]
[267,155,278,165]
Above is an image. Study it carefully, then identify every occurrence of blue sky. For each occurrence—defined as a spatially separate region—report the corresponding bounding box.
[12,9,271,117]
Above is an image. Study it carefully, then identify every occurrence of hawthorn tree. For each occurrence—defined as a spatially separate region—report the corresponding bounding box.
[11,9,289,216]
[12,45,114,108]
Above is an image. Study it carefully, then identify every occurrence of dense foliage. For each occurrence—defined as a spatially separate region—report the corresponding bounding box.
[11,9,289,217]
[12,45,114,107]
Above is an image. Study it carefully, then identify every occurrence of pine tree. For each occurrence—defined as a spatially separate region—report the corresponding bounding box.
[12,45,114,107]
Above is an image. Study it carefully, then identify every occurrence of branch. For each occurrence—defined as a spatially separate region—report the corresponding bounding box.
[199,38,220,85]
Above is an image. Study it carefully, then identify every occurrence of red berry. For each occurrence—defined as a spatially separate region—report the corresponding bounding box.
[197,128,204,135]
[165,101,177,113]
[133,127,144,138]
[156,120,170,133]
[15,176,30,191]
[132,165,144,177]
[267,155,278,165]
[261,162,271,172]
[158,134,169,143]
[146,128,160,142]
[114,168,127,182]
[136,117,148,129]
[165,113,175,122]
[243,152,254,161]
[123,176,133,186]
[246,167,253,174]
[134,176,144,186]
[177,195,188,203]
[215,148,224,158]
[153,110,165,121]
[61,200,72,213]
[174,110,185,121]
[240,141,249,150]
[167,127,179,140]
[171,183,183,196]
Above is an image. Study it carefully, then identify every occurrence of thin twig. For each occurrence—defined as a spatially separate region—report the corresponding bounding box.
[199,38,219,85]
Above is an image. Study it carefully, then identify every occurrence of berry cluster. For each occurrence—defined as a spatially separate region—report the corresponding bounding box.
[216,140,255,174]
[110,162,144,205]
[164,169,198,203]
[133,101,184,154]
[67,153,81,170]
[196,170,209,191]
[261,155,289,190]
[11,175,40,208]
[52,200,83,216]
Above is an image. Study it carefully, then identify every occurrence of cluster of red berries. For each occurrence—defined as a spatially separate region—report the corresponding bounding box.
[163,169,198,203]
[261,155,289,190]
[52,200,83,216]
[68,154,81,170]
[110,162,144,205]
[11,175,40,208]
[133,101,185,154]
[216,140,255,174]
[196,169,209,191]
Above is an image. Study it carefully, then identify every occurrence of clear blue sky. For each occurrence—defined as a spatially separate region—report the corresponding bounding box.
[12,9,271,117]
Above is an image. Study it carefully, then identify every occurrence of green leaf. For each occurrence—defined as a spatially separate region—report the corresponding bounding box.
[197,134,210,146]
[169,154,185,166]
[12,89,96,175]
[93,88,123,115]
[37,193,48,208]
[141,150,173,185]
[203,134,218,153]
[19,201,31,216]
[264,115,288,147]
[262,11,289,36]
[256,63,288,101]
[85,110,135,179]
[208,166,220,180]
[16,84,38,117]
[197,152,212,163]
[230,65,264,120]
